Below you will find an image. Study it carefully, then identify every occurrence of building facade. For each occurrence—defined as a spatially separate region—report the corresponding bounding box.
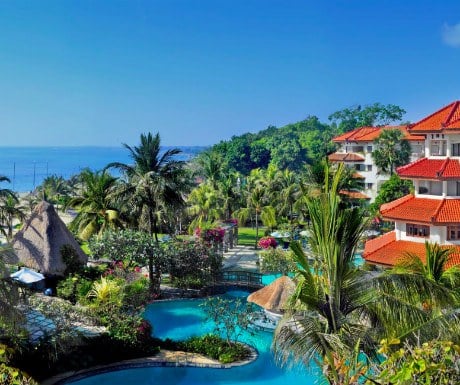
[329,126,424,201]
[364,101,460,267]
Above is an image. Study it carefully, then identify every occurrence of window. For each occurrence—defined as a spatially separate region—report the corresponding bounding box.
[453,143,460,156]
[367,164,372,171]
[448,226,460,240]
[431,140,447,156]
[354,164,365,171]
[406,223,430,237]
[366,183,373,189]
[367,145,372,152]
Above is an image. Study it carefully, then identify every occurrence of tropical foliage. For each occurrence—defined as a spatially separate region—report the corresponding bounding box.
[259,248,296,276]
[273,163,460,384]
[372,128,411,175]
[66,169,122,240]
[370,174,413,213]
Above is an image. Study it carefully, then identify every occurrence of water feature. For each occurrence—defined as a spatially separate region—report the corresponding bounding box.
[62,290,320,384]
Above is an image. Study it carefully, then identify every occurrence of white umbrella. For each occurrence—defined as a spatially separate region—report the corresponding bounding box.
[11,267,45,285]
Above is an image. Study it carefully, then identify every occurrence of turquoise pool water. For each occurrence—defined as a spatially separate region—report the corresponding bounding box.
[64,290,320,384]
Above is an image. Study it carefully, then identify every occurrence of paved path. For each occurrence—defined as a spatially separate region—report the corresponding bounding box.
[222,245,259,272]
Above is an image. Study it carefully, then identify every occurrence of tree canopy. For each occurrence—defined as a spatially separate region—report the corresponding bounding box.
[328,103,406,133]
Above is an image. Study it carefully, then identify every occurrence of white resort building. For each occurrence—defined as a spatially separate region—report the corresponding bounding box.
[364,101,460,267]
[329,126,424,202]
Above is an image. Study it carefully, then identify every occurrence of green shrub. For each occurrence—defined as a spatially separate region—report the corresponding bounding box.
[56,275,93,304]
[0,363,38,385]
[178,334,250,363]
[123,277,150,309]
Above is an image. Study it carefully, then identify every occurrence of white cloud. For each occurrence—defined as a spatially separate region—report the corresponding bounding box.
[442,22,460,47]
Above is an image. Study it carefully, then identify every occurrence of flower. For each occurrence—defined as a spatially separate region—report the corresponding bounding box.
[258,236,277,249]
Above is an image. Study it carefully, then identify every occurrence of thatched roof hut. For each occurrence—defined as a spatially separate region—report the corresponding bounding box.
[247,276,295,312]
[11,201,87,275]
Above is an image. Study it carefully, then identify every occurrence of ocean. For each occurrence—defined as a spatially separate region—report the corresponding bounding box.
[0,146,205,193]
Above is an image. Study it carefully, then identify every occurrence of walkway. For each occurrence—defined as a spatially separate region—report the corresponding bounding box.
[222,245,259,272]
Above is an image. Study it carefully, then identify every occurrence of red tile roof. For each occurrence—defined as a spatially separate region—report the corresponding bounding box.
[339,190,370,200]
[380,195,460,224]
[364,232,460,268]
[397,158,460,179]
[333,127,380,142]
[409,101,460,132]
[353,172,365,179]
[328,153,365,162]
[333,126,424,142]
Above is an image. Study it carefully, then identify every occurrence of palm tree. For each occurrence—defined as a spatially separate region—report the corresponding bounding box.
[37,175,71,211]
[195,150,225,190]
[389,242,460,309]
[372,128,411,174]
[235,185,276,249]
[187,182,222,231]
[273,164,372,384]
[217,172,241,220]
[275,169,301,224]
[66,169,122,240]
[106,132,190,292]
[0,176,24,241]
[0,195,26,242]
[273,163,453,384]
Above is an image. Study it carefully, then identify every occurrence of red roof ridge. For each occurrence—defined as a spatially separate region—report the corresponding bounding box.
[437,157,450,177]
[396,157,426,174]
[380,194,414,214]
[442,101,460,127]
[332,126,380,142]
[409,101,459,130]
[431,199,446,222]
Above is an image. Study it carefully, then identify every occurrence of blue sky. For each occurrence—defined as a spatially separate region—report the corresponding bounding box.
[1,0,460,147]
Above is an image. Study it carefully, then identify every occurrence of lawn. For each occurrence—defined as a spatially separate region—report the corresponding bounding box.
[238,226,266,247]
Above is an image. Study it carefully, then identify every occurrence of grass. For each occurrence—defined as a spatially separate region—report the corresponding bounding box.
[238,226,266,247]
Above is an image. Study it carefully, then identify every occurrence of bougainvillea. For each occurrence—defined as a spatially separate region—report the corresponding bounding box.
[195,227,225,244]
[258,236,277,249]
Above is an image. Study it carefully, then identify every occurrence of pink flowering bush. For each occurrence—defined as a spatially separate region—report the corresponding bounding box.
[195,227,225,244]
[258,236,277,249]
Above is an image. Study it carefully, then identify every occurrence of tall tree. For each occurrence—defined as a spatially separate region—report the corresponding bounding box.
[372,128,411,174]
[195,150,226,189]
[66,169,122,240]
[106,132,190,293]
[187,182,222,231]
[273,163,453,384]
[329,103,406,133]
[0,195,26,241]
[0,176,23,241]
[235,184,276,249]
[370,174,413,213]
[37,175,71,211]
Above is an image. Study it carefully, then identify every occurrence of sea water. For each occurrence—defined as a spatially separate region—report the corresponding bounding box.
[0,146,205,193]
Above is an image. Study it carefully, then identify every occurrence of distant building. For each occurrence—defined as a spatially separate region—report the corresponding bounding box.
[364,101,460,267]
[329,126,424,202]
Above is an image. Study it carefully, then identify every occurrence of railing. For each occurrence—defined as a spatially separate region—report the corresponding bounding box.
[221,271,264,287]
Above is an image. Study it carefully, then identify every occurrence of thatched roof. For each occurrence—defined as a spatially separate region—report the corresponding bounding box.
[247,276,295,312]
[11,201,88,275]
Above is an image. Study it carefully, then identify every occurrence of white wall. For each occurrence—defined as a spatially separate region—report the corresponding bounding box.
[396,221,442,244]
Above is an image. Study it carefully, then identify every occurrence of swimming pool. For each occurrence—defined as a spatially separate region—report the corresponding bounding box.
[62,290,320,384]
